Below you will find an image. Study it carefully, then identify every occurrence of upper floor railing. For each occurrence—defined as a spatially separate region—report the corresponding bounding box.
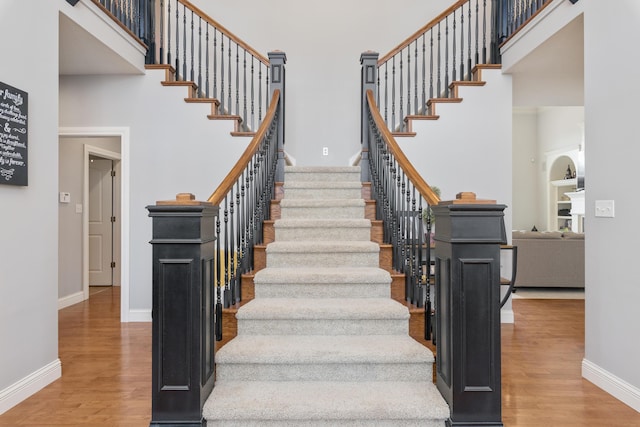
[376,0,553,132]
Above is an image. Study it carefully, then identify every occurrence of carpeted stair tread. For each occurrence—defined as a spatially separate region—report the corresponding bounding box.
[236,297,409,320]
[216,335,433,364]
[275,218,371,228]
[204,381,449,423]
[280,198,365,208]
[284,181,363,189]
[254,267,391,298]
[266,240,380,254]
[254,267,390,285]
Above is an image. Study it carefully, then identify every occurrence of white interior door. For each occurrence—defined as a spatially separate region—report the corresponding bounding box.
[89,157,113,286]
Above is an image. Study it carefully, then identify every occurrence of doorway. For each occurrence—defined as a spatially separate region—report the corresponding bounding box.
[58,128,129,320]
[88,155,118,288]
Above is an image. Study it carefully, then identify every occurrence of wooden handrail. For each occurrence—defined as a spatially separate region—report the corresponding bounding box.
[179,0,270,65]
[208,89,280,205]
[366,89,441,206]
[378,0,468,65]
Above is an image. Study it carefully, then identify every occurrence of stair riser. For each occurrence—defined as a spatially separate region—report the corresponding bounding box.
[254,284,389,299]
[206,419,445,426]
[280,206,365,219]
[238,319,407,335]
[216,363,432,382]
[275,227,370,242]
[267,252,379,268]
[285,188,363,199]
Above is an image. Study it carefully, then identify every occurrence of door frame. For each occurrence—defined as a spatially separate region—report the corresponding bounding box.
[59,127,131,322]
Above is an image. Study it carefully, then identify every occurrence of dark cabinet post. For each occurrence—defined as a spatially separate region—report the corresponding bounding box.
[432,192,507,427]
[268,51,286,182]
[147,193,218,427]
[360,51,378,183]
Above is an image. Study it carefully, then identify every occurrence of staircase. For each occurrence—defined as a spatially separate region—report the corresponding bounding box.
[203,166,449,426]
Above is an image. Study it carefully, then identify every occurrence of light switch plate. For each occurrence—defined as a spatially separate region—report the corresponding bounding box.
[595,200,614,218]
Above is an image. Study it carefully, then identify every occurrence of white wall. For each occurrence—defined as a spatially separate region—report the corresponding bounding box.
[583,0,640,411]
[59,71,250,320]
[0,0,61,413]
[191,0,452,166]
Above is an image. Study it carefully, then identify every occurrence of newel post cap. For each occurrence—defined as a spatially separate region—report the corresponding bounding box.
[439,191,497,205]
[156,193,213,206]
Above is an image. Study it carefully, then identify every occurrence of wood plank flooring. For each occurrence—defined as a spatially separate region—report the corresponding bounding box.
[1,287,639,426]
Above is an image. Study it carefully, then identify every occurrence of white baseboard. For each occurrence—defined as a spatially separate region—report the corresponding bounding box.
[0,359,62,415]
[128,309,152,322]
[501,308,515,324]
[582,358,640,412]
[58,291,85,310]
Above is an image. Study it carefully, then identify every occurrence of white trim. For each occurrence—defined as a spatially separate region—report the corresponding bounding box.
[582,359,640,412]
[58,127,131,323]
[500,309,515,324]
[0,359,61,415]
[128,309,152,323]
[58,291,85,310]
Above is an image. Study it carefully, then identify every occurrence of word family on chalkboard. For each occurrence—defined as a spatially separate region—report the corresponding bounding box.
[0,81,28,186]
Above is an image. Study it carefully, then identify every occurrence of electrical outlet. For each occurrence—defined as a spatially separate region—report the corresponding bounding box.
[322,147,328,156]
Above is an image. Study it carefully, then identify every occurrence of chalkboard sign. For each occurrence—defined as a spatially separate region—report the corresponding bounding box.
[0,81,28,186]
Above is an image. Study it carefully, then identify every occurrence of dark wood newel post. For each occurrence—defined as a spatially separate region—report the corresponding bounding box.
[360,51,378,183]
[432,192,507,427]
[147,193,218,427]
[268,51,286,182]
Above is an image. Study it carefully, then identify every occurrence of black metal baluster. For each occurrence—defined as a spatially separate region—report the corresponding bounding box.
[414,41,418,115]
[228,40,232,117]
[213,28,217,101]
[229,187,236,304]
[392,56,396,129]
[235,45,240,117]
[460,3,465,80]
[258,64,263,122]
[468,0,472,78]
[453,10,457,82]
[421,34,426,113]
[399,53,404,130]
[205,24,209,98]
[182,3,187,80]
[430,28,434,99]
[190,10,194,83]
[243,51,247,127]
[475,0,480,67]
[437,22,441,98]
[215,200,222,340]
[235,181,242,303]
[197,16,202,95]
[482,0,487,63]
[220,35,225,113]
[251,57,255,130]
[445,16,449,97]
[384,63,389,124]
[174,0,179,79]
[223,196,230,308]
[406,46,411,120]
[159,0,165,64]
[265,65,269,119]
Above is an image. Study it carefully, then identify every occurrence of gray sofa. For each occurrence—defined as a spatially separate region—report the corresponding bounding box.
[512,230,584,288]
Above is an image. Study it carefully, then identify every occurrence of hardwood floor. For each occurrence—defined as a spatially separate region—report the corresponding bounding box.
[1,288,639,426]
